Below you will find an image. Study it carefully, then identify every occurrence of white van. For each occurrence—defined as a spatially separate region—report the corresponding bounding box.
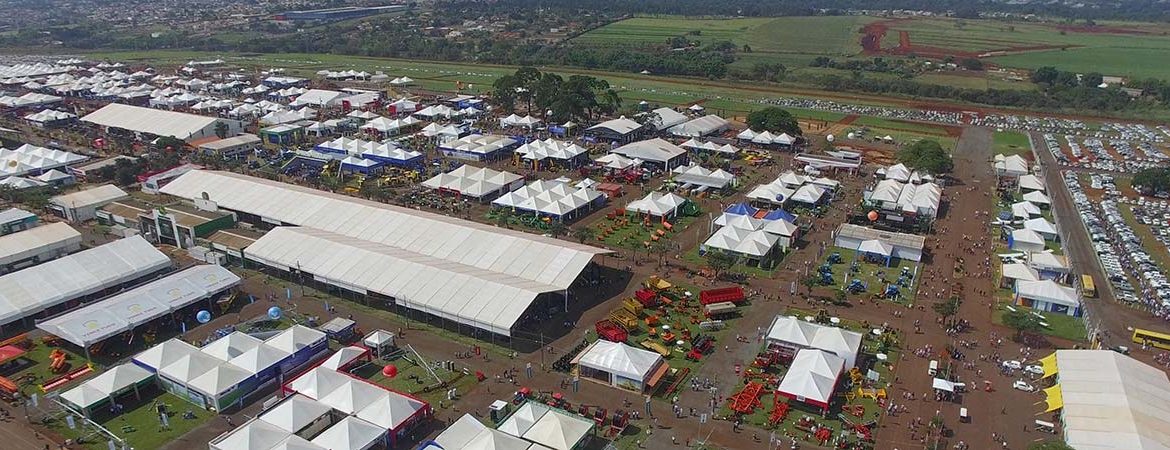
[928,360,939,376]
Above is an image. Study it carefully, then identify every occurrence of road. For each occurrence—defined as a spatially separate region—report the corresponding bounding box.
[1030,131,1169,352]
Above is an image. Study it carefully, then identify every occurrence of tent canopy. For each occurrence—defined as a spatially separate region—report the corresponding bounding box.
[260,394,332,433]
[776,349,844,407]
[575,340,662,382]
[310,416,385,450]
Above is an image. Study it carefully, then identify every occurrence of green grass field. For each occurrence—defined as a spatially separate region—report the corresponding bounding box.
[49,391,215,450]
[992,130,1031,157]
[576,16,874,57]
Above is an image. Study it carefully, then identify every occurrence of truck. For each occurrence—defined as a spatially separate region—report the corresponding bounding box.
[699,286,746,305]
[703,301,739,319]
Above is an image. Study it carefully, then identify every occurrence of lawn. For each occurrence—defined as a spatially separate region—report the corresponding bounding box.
[817,248,921,305]
[992,130,1032,157]
[575,16,875,58]
[352,357,478,408]
[989,47,1170,80]
[992,304,1088,342]
[0,340,92,395]
[48,391,215,450]
[850,116,952,136]
[681,246,783,279]
[592,209,700,251]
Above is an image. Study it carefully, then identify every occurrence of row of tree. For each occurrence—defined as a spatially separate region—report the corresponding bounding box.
[491,67,622,123]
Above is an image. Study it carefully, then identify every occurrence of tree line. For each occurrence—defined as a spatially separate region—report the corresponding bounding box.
[491,67,622,123]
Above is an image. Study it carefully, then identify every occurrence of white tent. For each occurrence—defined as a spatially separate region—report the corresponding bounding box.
[260,394,332,433]
[521,408,594,450]
[210,418,290,450]
[857,239,894,257]
[765,316,862,368]
[60,363,153,410]
[1002,263,1040,283]
[736,129,757,140]
[355,391,427,430]
[265,325,326,355]
[435,414,534,450]
[1018,174,1046,192]
[575,340,663,384]
[310,416,385,450]
[318,378,389,414]
[320,346,368,371]
[1022,190,1050,206]
[158,351,226,385]
[1010,229,1046,252]
[188,363,252,401]
[671,164,737,189]
[625,192,687,217]
[499,401,550,437]
[286,366,352,400]
[594,153,639,170]
[269,436,327,450]
[134,339,199,371]
[1024,218,1058,239]
[1017,279,1080,309]
[1011,201,1042,219]
[228,344,290,375]
[1053,349,1170,450]
[776,349,844,409]
[201,332,263,361]
[702,227,778,258]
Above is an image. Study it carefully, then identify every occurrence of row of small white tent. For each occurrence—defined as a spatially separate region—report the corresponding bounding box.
[680,138,738,155]
[736,129,797,146]
[500,114,543,128]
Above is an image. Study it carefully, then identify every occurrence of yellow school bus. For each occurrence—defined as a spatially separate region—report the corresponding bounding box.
[1081,274,1095,298]
[1132,328,1170,350]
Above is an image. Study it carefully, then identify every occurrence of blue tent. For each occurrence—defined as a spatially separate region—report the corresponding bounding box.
[724,203,759,217]
[763,209,797,223]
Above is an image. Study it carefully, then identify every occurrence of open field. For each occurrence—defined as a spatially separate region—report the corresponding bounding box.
[576,16,874,59]
[992,130,1031,157]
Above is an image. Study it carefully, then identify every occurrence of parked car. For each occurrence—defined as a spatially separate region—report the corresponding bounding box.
[1013,380,1035,392]
[1024,365,1044,375]
[1002,360,1022,370]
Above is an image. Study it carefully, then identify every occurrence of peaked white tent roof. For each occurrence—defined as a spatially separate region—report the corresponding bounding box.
[776,349,844,407]
[82,103,236,141]
[421,165,522,198]
[703,226,779,257]
[1011,228,1046,247]
[0,222,80,268]
[520,408,594,450]
[158,350,226,384]
[201,332,263,361]
[363,330,395,348]
[610,138,686,164]
[1002,263,1040,282]
[499,401,551,437]
[625,192,687,217]
[1017,279,1080,308]
[134,339,199,371]
[765,316,863,368]
[857,239,894,257]
[318,378,389,414]
[320,346,368,371]
[1023,190,1050,205]
[575,340,662,382]
[265,325,326,355]
[1011,201,1042,218]
[671,164,736,189]
[210,418,290,450]
[60,363,153,409]
[260,394,333,433]
[310,416,385,450]
[649,107,687,129]
[189,362,252,397]
[287,366,353,400]
[594,153,640,170]
[355,390,427,430]
[228,343,290,374]
[435,414,536,450]
[668,114,729,137]
[1024,218,1058,236]
[994,154,1029,176]
[1018,174,1046,191]
[269,436,327,450]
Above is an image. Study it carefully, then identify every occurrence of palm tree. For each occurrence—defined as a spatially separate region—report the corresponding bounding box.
[548,220,567,238]
[572,227,593,244]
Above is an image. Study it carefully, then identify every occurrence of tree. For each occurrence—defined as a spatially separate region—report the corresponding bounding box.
[547,220,567,238]
[932,296,960,320]
[745,107,802,136]
[572,227,593,244]
[155,136,187,152]
[1003,309,1043,339]
[1133,167,1170,194]
[1031,66,1059,84]
[1082,72,1104,88]
[514,66,542,112]
[214,121,229,139]
[1028,441,1076,450]
[897,140,954,174]
[705,251,737,279]
[491,75,519,112]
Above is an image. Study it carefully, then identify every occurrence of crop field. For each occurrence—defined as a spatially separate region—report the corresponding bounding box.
[576,15,875,68]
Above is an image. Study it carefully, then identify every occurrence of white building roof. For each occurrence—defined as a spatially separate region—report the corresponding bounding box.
[0,144,88,178]
[515,139,587,162]
[521,408,593,450]
[317,378,389,414]
[201,332,263,361]
[994,154,1029,176]
[493,179,603,218]
[649,108,687,129]
[188,362,252,396]
[439,134,515,155]
[668,114,728,137]
[286,366,352,400]
[1017,279,1080,307]
[51,184,128,209]
[1011,201,1042,219]
[671,164,736,189]
[421,165,522,198]
[259,394,332,433]
[625,191,687,217]
[438,414,536,450]
[499,402,550,437]
[575,340,662,382]
[158,350,226,384]
[320,346,368,371]
[1019,174,1046,191]
[133,339,199,371]
[38,265,240,347]
[1024,218,1058,236]
[309,416,385,450]
[1028,251,1069,272]
[776,349,844,406]
[1023,190,1050,205]
[703,226,779,257]
[355,390,427,430]
[1055,350,1170,450]
[587,117,643,136]
[1002,263,1040,282]
[246,227,555,336]
[289,89,347,107]
[1011,228,1046,246]
[610,138,686,164]
[81,103,235,140]
[229,343,290,375]
[765,316,863,368]
[0,235,169,326]
[264,324,326,355]
[160,171,607,308]
[210,418,290,450]
[60,363,153,409]
[0,222,81,268]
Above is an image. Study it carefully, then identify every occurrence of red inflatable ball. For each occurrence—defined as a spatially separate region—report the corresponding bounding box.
[867,210,879,221]
[382,364,398,378]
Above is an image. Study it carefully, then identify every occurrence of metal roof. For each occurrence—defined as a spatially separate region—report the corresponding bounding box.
[81,103,236,140]
[0,222,81,268]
